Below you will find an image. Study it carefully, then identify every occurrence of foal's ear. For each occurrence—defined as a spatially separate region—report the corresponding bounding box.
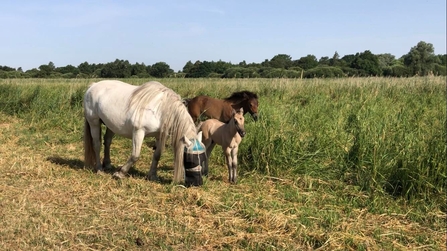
[238,107,244,114]
[197,131,203,142]
[181,135,193,147]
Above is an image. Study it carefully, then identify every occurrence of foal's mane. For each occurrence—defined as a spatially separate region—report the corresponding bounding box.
[224,90,258,102]
[127,81,197,182]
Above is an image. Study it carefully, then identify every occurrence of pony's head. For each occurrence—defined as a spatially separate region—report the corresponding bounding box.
[182,131,207,186]
[226,91,259,121]
[232,108,246,138]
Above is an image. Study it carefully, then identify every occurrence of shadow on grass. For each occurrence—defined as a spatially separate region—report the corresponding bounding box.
[46,156,173,184]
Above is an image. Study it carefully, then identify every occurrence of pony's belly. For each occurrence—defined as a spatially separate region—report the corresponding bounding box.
[101,119,134,138]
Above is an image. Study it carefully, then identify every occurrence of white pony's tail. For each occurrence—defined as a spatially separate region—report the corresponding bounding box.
[84,118,97,168]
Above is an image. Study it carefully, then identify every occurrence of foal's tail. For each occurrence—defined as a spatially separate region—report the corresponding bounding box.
[84,118,97,168]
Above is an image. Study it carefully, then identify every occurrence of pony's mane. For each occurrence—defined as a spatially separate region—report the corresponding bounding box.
[224,90,258,102]
[127,81,197,182]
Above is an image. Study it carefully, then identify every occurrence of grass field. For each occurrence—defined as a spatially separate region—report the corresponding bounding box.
[0,77,445,250]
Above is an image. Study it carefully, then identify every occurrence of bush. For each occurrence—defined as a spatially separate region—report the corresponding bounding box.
[433,64,446,76]
[303,66,345,78]
[385,65,412,77]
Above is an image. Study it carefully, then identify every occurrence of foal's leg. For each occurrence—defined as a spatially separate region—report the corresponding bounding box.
[230,146,239,184]
[102,127,115,170]
[224,146,235,183]
[113,129,145,179]
[147,138,162,181]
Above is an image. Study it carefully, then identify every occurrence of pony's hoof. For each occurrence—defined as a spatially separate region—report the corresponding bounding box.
[113,171,127,179]
[96,170,107,176]
[102,163,113,170]
[146,175,158,182]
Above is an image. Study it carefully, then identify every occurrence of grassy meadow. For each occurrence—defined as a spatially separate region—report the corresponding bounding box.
[0,77,445,250]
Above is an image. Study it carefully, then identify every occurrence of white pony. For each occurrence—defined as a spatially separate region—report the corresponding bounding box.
[83,80,202,183]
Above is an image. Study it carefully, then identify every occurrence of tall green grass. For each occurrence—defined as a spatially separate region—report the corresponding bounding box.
[237,77,446,202]
[0,77,445,202]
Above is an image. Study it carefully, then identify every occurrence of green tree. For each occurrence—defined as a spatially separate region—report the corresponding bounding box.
[186,61,214,78]
[436,54,446,66]
[0,65,16,71]
[78,61,94,75]
[56,65,79,75]
[131,62,149,77]
[238,60,247,67]
[182,61,194,74]
[403,41,439,75]
[319,56,330,66]
[329,51,340,66]
[377,53,396,70]
[350,50,381,76]
[340,54,356,67]
[214,60,232,74]
[38,62,56,77]
[269,54,292,69]
[100,59,132,78]
[294,54,318,70]
[149,62,173,78]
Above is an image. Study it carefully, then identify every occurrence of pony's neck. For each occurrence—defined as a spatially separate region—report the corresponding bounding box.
[230,102,247,114]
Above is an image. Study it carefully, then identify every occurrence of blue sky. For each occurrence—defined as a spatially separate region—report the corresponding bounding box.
[1,0,445,72]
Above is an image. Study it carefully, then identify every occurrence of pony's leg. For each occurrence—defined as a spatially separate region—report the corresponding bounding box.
[102,127,115,170]
[205,141,216,159]
[147,138,162,181]
[88,120,103,172]
[113,129,145,179]
[230,146,239,184]
[223,146,234,183]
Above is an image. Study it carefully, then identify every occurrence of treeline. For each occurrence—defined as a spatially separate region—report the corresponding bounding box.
[1,41,445,79]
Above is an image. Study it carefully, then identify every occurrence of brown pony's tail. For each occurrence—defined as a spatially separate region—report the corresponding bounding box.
[84,118,97,168]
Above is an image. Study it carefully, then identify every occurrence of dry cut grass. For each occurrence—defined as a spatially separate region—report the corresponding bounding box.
[0,113,445,251]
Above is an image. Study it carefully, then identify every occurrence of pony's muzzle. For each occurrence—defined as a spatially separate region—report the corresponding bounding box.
[238,130,246,138]
[252,113,258,121]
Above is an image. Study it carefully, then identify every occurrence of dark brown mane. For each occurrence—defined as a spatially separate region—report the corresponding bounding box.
[224,90,258,102]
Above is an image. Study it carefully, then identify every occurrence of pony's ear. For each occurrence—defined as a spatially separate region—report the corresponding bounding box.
[197,131,203,142]
[238,107,244,114]
[181,135,193,147]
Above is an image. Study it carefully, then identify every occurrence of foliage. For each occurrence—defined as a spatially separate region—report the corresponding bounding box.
[377,53,396,70]
[293,54,318,70]
[382,65,412,77]
[433,64,446,76]
[437,54,447,66]
[182,60,194,74]
[269,54,293,69]
[185,61,215,78]
[1,41,445,79]
[303,66,345,78]
[100,59,132,78]
[350,50,381,76]
[149,62,173,78]
[403,41,439,75]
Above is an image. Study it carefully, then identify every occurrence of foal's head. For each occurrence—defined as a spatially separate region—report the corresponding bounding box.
[231,108,246,138]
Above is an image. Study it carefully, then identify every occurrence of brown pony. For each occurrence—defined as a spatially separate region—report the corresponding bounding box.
[185,90,258,123]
